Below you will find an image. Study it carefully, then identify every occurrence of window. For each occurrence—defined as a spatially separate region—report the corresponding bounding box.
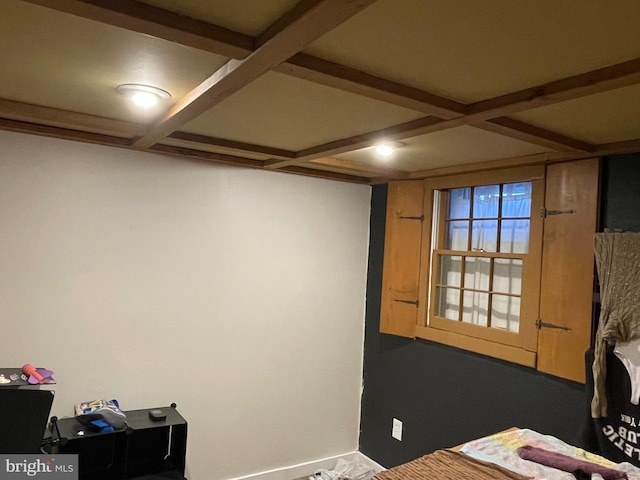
[416,166,545,366]
[380,160,600,380]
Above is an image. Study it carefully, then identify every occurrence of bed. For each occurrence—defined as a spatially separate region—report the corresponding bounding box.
[372,428,640,480]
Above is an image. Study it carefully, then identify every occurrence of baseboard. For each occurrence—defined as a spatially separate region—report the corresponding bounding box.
[225,451,385,480]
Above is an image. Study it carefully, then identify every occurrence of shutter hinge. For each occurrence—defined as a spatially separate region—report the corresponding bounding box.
[540,208,576,218]
[535,318,571,331]
[394,299,419,307]
[399,215,424,221]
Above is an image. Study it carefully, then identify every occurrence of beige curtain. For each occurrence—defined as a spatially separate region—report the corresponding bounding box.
[591,231,640,417]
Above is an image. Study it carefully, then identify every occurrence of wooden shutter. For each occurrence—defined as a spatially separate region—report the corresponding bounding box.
[537,158,600,383]
[380,180,424,337]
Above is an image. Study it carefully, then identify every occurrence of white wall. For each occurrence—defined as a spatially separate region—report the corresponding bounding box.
[0,131,371,480]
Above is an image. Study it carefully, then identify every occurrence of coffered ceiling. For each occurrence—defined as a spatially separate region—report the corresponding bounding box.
[1,0,639,183]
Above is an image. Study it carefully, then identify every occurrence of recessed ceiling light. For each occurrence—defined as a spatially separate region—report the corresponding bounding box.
[374,141,404,158]
[117,84,171,108]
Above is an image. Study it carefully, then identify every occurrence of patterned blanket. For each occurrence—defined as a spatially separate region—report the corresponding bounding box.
[460,428,640,480]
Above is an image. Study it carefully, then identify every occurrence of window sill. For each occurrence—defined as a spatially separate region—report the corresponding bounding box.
[415,325,537,368]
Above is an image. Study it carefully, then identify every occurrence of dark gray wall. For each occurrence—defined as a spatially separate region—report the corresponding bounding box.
[601,155,640,231]
[359,154,640,468]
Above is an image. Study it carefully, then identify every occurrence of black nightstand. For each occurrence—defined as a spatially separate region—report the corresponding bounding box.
[48,404,187,480]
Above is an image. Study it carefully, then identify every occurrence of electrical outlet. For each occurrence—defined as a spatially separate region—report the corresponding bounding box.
[392,418,403,441]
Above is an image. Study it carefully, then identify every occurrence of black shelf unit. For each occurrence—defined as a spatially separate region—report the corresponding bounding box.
[49,404,187,480]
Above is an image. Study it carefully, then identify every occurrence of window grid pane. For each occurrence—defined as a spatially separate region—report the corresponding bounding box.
[437,287,460,321]
[500,219,530,253]
[462,290,488,326]
[440,255,462,287]
[502,182,532,218]
[471,220,498,252]
[493,259,523,295]
[473,185,500,218]
[446,220,469,251]
[491,295,521,332]
[463,257,490,290]
[447,187,471,220]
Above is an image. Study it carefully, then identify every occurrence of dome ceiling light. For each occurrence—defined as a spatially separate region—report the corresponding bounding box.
[117,84,171,108]
[374,141,405,158]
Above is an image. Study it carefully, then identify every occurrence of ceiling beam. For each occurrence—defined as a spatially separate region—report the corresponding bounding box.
[266,116,445,168]
[306,156,410,179]
[276,165,371,184]
[296,116,445,160]
[596,138,640,156]
[273,53,466,119]
[147,143,264,168]
[0,117,133,147]
[406,152,580,180]
[151,144,374,183]
[0,98,146,137]
[132,0,378,149]
[406,136,640,180]
[475,117,597,153]
[468,57,640,118]
[168,131,297,160]
[383,57,640,140]
[146,146,377,183]
[22,0,254,59]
